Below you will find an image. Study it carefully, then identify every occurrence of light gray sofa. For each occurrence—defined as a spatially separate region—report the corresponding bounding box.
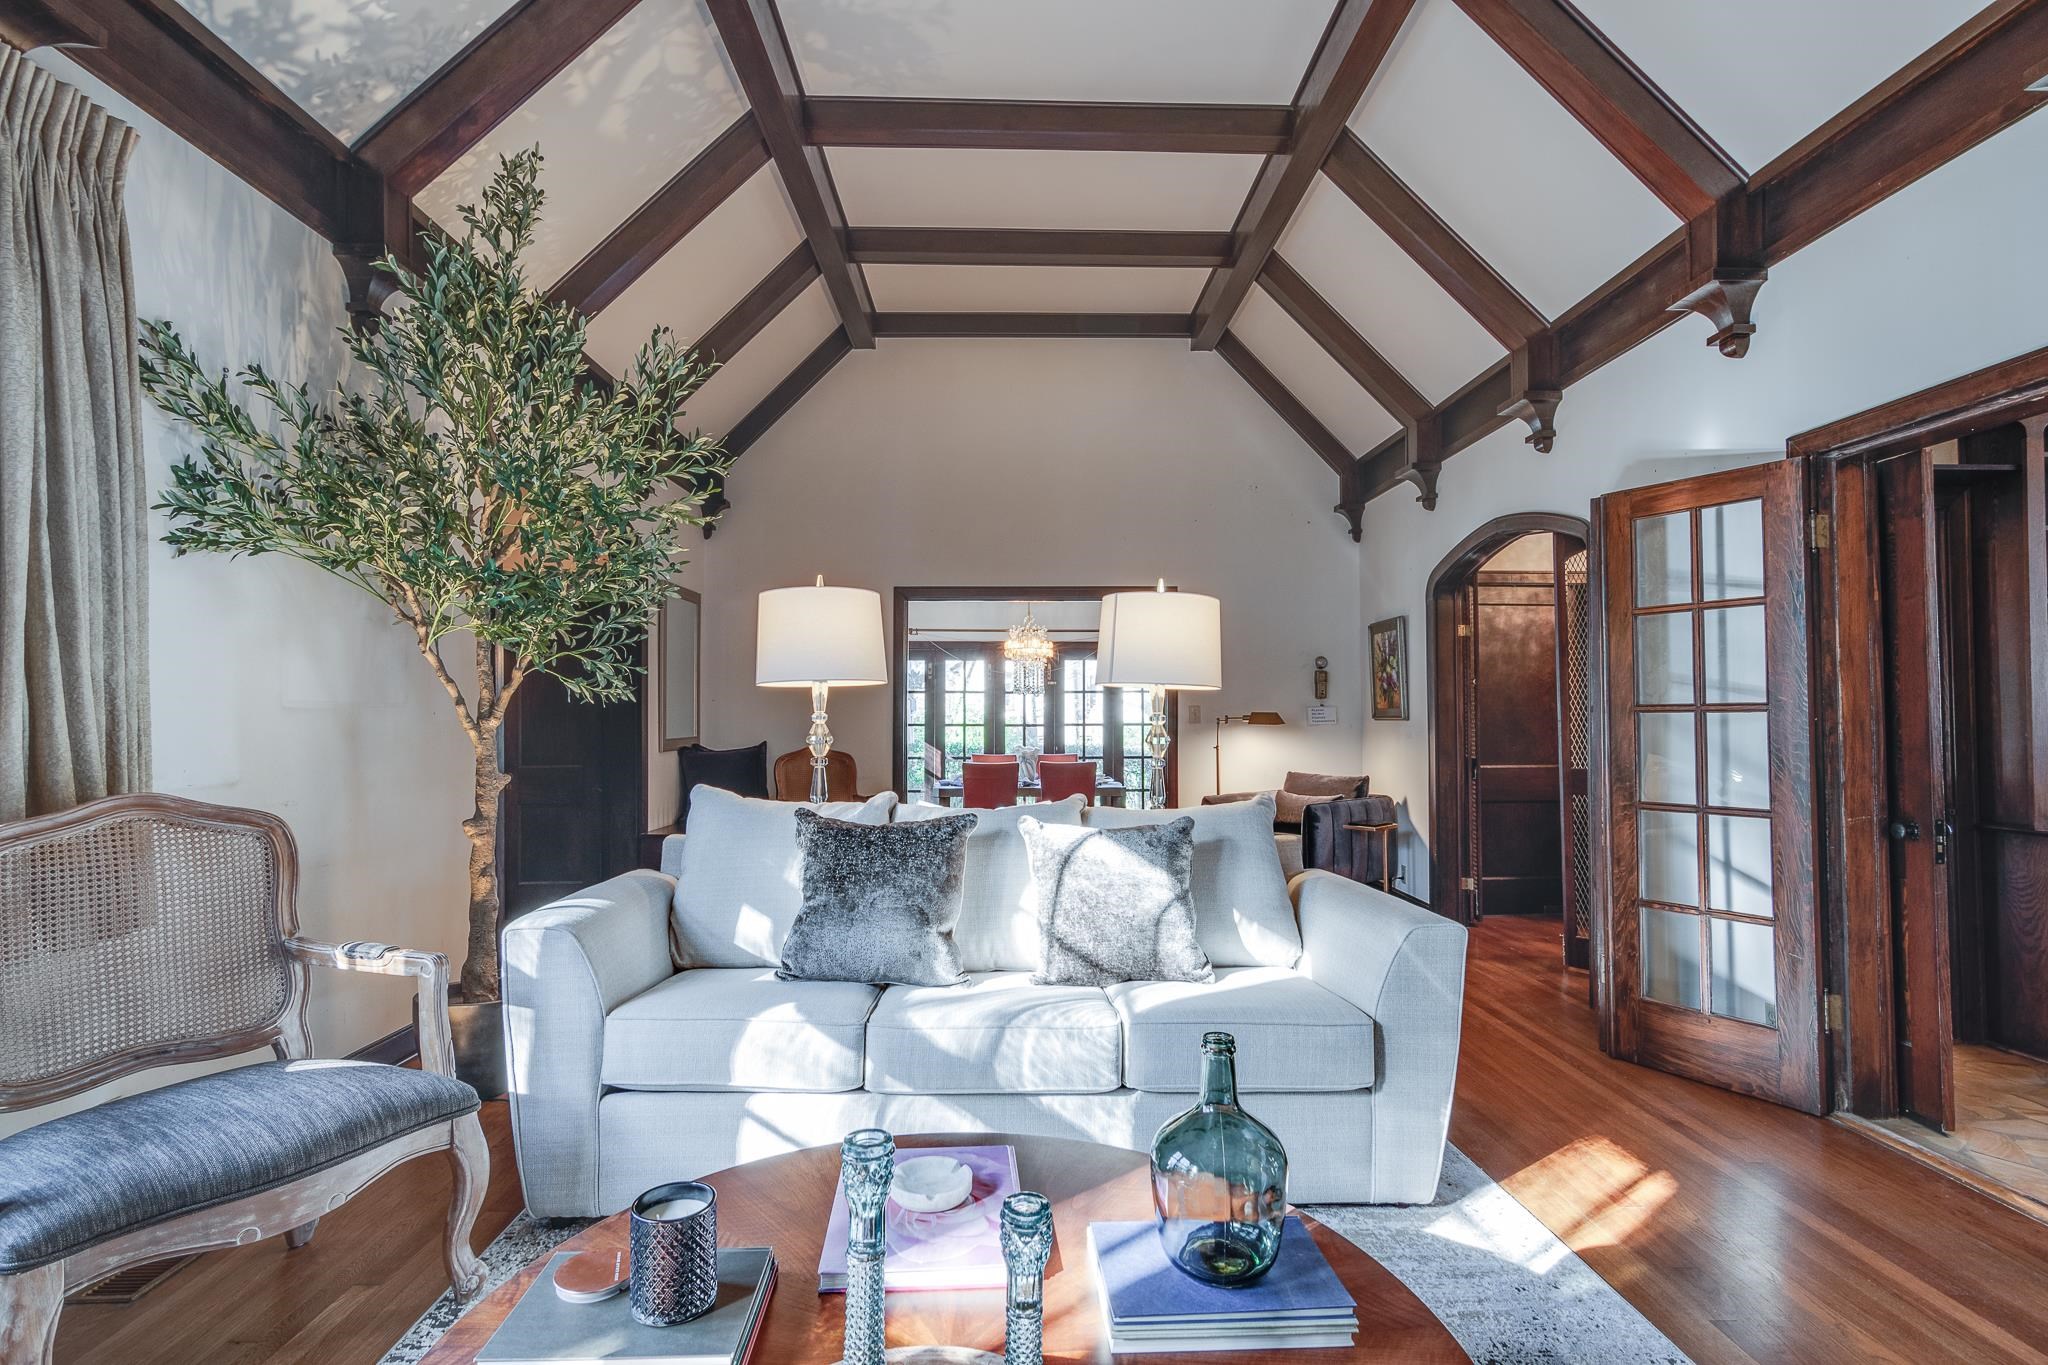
[503,790,1467,1218]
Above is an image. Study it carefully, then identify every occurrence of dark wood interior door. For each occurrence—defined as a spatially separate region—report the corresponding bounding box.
[1598,460,1826,1112]
[1876,448,1957,1129]
[1472,574,1564,918]
[500,649,646,920]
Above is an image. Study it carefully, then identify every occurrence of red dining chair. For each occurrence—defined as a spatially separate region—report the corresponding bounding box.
[961,760,1021,809]
[1039,759,1098,805]
[966,753,1018,762]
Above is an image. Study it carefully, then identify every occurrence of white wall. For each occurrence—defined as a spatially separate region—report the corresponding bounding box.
[1356,112,2048,901]
[678,337,1367,811]
[6,55,474,1135]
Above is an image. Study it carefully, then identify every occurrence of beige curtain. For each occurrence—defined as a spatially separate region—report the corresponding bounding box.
[0,48,147,823]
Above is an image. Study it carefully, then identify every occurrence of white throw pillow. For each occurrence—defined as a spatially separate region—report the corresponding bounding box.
[1083,793,1298,968]
[673,786,896,967]
[895,796,1086,971]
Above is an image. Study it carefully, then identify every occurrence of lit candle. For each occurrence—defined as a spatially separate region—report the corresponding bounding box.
[640,1196,708,1221]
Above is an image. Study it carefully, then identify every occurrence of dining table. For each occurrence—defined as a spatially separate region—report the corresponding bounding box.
[926,774,1128,807]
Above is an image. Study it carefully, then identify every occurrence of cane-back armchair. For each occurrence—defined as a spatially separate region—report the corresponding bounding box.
[0,793,486,1365]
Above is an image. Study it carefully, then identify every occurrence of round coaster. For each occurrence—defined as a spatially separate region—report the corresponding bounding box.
[551,1247,629,1304]
[830,1348,1002,1365]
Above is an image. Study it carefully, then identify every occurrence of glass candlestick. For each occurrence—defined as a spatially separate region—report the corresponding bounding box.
[839,1129,895,1365]
[1000,1191,1055,1365]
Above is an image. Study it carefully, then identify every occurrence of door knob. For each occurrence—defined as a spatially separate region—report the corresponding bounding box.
[1889,819,1921,842]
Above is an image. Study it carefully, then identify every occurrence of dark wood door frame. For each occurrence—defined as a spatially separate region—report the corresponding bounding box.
[1796,343,2048,1119]
[1427,513,1591,929]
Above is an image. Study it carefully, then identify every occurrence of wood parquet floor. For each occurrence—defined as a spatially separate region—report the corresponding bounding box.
[1863,1042,2048,1221]
[50,915,2048,1363]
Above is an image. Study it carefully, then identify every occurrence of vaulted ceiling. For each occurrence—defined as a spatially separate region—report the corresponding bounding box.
[12,0,2044,537]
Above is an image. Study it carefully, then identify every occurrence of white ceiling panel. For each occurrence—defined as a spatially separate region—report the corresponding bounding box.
[583,166,804,378]
[680,279,840,440]
[1573,0,1986,174]
[1350,0,1675,319]
[1230,291,1401,456]
[178,0,516,142]
[416,0,746,290]
[827,147,1260,230]
[1278,177,1502,402]
[776,0,1333,103]
[864,264,1205,312]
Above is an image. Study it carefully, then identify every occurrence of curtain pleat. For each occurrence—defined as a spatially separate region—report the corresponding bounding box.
[0,47,146,823]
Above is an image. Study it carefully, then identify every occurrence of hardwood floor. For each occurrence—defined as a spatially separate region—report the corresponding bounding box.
[52,915,2048,1363]
[1861,1042,2048,1222]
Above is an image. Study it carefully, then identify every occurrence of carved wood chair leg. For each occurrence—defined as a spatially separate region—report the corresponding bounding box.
[284,1218,320,1249]
[443,1112,489,1301]
[0,1263,66,1365]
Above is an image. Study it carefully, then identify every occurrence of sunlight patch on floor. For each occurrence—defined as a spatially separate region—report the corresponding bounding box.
[1496,1136,1678,1259]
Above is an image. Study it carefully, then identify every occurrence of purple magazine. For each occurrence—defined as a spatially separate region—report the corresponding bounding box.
[818,1144,1021,1292]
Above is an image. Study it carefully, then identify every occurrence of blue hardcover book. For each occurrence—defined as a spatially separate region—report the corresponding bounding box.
[1088,1219,1356,1327]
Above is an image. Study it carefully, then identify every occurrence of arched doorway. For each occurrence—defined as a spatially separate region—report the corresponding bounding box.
[1427,513,1592,971]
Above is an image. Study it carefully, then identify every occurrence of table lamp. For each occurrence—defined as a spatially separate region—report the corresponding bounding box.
[1099,581,1221,797]
[756,576,886,802]
[1214,711,1285,794]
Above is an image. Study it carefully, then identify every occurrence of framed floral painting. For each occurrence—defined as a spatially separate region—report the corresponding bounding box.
[1369,615,1409,720]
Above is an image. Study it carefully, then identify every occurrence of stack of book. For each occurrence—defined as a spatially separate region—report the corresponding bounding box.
[1086,1218,1358,1354]
[475,1247,776,1365]
[817,1143,1020,1292]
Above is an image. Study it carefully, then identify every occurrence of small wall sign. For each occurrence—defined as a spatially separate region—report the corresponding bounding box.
[1306,705,1338,726]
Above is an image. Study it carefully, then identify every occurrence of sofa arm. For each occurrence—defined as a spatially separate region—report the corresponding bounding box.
[502,869,675,1216]
[1293,870,1467,1202]
[1205,790,1271,807]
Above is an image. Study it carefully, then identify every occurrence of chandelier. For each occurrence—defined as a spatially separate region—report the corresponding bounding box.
[1002,602,1055,693]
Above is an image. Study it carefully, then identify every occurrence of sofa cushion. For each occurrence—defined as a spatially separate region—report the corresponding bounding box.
[1084,795,1300,969]
[673,787,897,967]
[604,968,880,1093]
[675,742,771,829]
[1020,816,1213,987]
[864,972,1122,1094]
[897,795,1088,973]
[780,809,977,987]
[1107,968,1376,1093]
[0,1060,478,1274]
[1284,771,1369,798]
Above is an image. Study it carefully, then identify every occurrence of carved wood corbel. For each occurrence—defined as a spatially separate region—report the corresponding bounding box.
[1336,459,1368,542]
[1406,418,1444,512]
[333,167,416,334]
[1500,333,1563,452]
[1673,192,1766,358]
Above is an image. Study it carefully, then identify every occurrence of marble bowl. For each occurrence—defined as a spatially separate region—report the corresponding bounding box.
[889,1155,973,1213]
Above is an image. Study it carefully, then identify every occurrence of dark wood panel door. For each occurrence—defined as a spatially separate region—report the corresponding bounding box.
[1598,460,1825,1113]
[1877,448,1957,1129]
[1473,580,1562,917]
[500,649,646,920]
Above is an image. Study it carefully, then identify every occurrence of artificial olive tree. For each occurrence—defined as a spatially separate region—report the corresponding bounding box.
[139,150,726,1001]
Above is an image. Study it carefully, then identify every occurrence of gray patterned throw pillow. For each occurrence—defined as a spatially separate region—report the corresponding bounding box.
[1018,815,1214,987]
[779,808,979,986]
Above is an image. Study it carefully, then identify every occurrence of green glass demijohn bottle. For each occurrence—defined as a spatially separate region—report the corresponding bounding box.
[1149,1030,1288,1285]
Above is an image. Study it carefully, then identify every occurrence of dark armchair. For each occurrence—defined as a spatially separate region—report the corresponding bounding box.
[1207,788,1398,887]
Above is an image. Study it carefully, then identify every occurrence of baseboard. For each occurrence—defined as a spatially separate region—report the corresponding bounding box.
[348,1024,419,1067]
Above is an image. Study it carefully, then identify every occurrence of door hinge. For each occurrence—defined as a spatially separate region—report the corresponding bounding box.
[1808,511,1830,549]
[1456,623,1473,638]
[1460,876,1476,892]
[1825,991,1844,1032]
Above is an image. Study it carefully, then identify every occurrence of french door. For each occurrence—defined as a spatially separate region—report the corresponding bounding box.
[1598,460,1825,1112]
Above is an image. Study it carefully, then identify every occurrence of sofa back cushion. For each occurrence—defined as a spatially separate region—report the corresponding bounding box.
[895,795,1085,971]
[1083,794,1299,968]
[673,786,897,967]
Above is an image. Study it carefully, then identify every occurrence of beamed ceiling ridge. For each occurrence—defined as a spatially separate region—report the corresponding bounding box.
[6,0,2044,540]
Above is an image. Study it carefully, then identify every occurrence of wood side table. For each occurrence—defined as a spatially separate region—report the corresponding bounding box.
[424,1132,1464,1364]
[1344,822,1398,893]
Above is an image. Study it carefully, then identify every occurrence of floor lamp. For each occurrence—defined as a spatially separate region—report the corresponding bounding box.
[1100,581,1221,804]
[1214,712,1285,794]
[756,576,886,803]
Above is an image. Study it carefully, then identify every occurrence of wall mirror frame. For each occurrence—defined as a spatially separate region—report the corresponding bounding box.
[657,587,702,752]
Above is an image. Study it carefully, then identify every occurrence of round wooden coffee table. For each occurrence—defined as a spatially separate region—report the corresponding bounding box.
[424,1132,1466,1364]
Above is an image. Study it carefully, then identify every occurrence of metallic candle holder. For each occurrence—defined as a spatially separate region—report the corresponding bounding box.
[839,1129,896,1365]
[1000,1192,1055,1365]
[629,1180,719,1327]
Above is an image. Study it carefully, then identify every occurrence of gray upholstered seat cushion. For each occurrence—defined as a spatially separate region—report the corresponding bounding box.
[604,968,881,1093]
[1107,967,1376,1093]
[0,1060,478,1273]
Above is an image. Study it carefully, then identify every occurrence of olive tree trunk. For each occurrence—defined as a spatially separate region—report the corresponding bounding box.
[460,739,512,1001]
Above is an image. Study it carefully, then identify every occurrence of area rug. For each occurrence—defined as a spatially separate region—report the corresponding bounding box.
[380,1144,1689,1365]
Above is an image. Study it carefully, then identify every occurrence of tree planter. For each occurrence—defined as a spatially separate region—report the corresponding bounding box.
[447,996,507,1101]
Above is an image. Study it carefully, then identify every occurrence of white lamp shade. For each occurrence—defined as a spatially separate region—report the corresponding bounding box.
[756,583,887,687]
[1098,587,1221,691]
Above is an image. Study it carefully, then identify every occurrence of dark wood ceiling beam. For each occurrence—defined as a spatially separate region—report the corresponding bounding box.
[17,0,355,239]
[873,313,1194,339]
[847,227,1233,267]
[547,114,770,316]
[1753,0,2048,261]
[704,0,875,347]
[1215,330,1366,541]
[353,0,641,197]
[691,244,818,366]
[1190,0,1419,350]
[804,97,1293,154]
[699,326,854,529]
[1257,254,1431,425]
[1323,130,1545,346]
[1450,0,1743,219]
